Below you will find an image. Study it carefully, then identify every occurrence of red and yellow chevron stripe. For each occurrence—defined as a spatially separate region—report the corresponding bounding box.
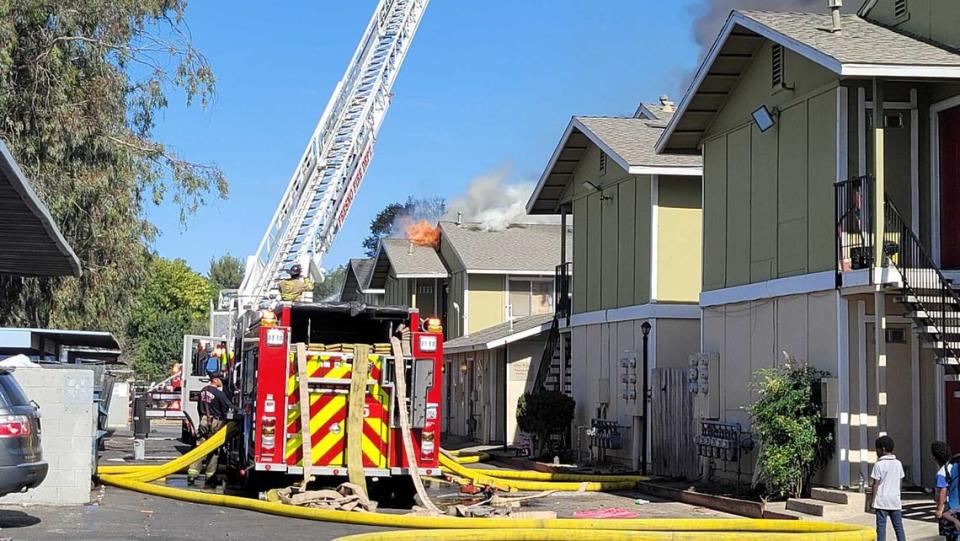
[284,350,391,469]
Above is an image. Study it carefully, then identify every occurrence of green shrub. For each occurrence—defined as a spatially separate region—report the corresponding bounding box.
[748,355,834,499]
[516,390,575,454]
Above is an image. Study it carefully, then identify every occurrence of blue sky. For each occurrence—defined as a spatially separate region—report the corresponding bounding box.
[147,0,705,275]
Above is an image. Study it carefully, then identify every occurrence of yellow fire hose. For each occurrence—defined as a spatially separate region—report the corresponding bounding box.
[446,450,490,464]
[333,527,874,541]
[95,426,874,540]
[438,452,639,492]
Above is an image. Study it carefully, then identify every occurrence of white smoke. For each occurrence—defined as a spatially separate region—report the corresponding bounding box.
[445,167,559,231]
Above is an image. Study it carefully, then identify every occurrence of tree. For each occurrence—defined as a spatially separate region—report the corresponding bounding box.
[362,196,446,257]
[313,264,347,301]
[0,1,225,338]
[127,258,212,380]
[209,254,244,291]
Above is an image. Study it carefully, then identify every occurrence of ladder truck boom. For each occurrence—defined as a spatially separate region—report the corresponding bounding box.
[239,0,429,303]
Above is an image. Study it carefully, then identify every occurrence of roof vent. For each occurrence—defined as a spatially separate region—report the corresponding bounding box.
[828,0,843,32]
[894,0,907,19]
[659,95,675,113]
[772,44,784,88]
[456,211,462,225]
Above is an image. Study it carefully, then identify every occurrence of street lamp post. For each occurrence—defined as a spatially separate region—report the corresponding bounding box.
[640,321,651,476]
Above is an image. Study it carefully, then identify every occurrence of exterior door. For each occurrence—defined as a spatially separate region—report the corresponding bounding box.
[939,106,960,268]
[946,381,960,453]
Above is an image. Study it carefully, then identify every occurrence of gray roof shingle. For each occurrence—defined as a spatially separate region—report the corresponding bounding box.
[380,238,448,277]
[444,313,553,353]
[576,117,702,168]
[740,11,960,67]
[439,221,571,273]
[349,258,377,290]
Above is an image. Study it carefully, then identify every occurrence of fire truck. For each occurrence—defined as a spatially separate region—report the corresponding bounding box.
[214,301,443,492]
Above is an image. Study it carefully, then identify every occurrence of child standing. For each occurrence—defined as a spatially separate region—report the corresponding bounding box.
[869,435,906,541]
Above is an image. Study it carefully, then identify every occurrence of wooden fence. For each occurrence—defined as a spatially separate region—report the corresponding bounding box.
[650,368,698,479]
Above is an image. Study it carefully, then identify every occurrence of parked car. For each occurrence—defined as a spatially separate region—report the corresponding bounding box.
[0,370,46,496]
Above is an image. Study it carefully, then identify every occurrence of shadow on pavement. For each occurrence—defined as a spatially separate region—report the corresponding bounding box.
[0,509,41,528]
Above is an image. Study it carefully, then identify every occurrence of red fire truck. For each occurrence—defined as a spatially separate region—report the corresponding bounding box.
[222,302,444,493]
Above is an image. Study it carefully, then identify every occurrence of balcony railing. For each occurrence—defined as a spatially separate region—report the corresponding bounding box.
[555,262,572,324]
[835,174,960,368]
[835,175,874,286]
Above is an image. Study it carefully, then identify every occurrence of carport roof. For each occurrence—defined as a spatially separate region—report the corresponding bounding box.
[658,10,960,154]
[0,140,80,276]
[0,328,120,351]
[443,313,553,354]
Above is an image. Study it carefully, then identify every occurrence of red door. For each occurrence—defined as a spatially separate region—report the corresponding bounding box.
[946,382,960,452]
[939,106,960,268]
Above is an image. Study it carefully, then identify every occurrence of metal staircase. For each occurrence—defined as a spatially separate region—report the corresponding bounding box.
[534,263,572,393]
[239,0,429,303]
[836,175,960,369]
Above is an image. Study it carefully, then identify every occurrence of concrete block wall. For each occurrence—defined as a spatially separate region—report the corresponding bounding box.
[1,368,94,505]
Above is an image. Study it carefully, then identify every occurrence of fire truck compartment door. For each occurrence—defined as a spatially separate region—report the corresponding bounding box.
[411,359,434,428]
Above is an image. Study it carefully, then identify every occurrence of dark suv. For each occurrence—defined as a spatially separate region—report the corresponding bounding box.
[0,371,46,496]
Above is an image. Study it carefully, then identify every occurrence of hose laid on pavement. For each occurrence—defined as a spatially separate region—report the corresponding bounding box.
[438,451,638,492]
[95,427,872,539]
[97,422,235,481]
[446,450,490,464]
[332,526,874,541]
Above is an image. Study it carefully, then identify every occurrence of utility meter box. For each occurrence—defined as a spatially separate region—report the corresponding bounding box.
[820,377,839,419]
[690,352,720,419]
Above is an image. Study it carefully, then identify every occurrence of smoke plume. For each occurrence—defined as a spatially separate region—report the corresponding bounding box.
[445,167,559,231]
[689,0,857,52]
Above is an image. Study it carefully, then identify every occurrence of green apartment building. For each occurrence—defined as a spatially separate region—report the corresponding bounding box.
[659,0,960,488]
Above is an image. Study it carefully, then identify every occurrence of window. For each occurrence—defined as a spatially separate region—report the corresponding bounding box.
[508,279,554,318]
[0,373,30,407]
[771,44,784,89]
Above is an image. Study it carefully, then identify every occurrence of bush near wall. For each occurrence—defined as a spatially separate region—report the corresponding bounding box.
[748,354,834,499]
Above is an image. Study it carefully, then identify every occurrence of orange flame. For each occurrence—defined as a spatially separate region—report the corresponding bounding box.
[405,219,440,248]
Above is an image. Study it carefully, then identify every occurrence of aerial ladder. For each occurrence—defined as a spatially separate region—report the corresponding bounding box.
[238,0,430,304]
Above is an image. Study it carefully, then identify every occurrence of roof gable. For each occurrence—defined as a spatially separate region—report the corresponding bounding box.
[528,114,702,214]
[658,10,960,154]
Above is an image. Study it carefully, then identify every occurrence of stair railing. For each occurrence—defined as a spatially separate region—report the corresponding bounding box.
[533,315,561,392]
[883,194,960,371]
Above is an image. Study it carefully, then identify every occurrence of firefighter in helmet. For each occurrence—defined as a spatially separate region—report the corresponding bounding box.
[278,263,313,302]
[187,373,232,486]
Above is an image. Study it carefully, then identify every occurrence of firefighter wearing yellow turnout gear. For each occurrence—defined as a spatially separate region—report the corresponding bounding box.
[278,263,314,301]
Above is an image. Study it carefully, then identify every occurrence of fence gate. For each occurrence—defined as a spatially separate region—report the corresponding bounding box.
[650,368,698,479]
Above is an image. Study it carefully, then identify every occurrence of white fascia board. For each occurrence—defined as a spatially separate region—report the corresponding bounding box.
[656,12,844,155]
[628,165,702,177]
[526,119,578,214]
[395,272,448,279]
[840,64,960,78]
[699,270,836,307]
[656,13,742,155]
[568,303,700,327]
[444,323,551,354]
[484,323,552,350]
[466,269,554,276]
[360,288,385,295]
[570,118,634,174]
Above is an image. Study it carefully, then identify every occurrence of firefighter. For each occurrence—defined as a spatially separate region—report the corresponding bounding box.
[278,263,313,302]
[187,373,232,486]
